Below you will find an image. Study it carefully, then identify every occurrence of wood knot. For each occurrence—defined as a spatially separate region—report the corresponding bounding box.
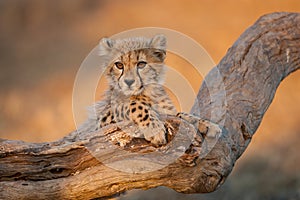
[50,167,65,174]
[241,123,252,141]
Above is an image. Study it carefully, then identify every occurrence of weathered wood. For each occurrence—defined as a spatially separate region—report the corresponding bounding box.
[0,12,299,199]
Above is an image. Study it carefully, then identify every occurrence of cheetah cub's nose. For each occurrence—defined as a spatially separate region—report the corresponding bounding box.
[124,79,135,87]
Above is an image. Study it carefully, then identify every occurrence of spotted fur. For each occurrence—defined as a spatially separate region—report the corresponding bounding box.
[89,35,176,145]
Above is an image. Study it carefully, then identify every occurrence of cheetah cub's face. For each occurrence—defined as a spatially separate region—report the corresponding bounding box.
[99,35,167,96]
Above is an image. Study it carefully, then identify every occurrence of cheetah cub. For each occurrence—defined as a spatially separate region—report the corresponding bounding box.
[92,35,176,145]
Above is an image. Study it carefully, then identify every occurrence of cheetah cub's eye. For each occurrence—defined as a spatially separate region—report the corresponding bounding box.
[114,62,124,70]
[137,61,147,69]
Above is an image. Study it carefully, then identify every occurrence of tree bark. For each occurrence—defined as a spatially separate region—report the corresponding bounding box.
[0,12,299,199]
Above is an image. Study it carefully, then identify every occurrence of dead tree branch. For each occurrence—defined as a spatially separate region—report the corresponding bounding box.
[0,12,299,199]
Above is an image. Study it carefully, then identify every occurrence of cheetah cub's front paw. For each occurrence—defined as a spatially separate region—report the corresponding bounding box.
[141,119,167,146]
[129,100,167,146]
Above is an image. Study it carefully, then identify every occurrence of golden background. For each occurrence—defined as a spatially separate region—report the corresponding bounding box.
[0,0,299,199]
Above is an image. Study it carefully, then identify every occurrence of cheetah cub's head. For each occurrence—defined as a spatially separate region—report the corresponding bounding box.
[99,35,166,96]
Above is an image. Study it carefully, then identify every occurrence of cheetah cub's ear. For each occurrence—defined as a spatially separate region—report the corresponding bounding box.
[98,37,115,56]
[150,34,167,61]
[150,34,166,50]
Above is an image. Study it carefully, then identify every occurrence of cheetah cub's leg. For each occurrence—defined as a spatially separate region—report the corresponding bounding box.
[176,112,222,138]
[129,101,167,145]
[98,107,115,128]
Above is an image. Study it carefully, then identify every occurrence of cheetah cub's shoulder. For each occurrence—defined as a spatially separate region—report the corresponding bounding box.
[93,35,176,145]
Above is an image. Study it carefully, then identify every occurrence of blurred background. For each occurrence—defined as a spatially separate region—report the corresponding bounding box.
[0,0,299,199]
